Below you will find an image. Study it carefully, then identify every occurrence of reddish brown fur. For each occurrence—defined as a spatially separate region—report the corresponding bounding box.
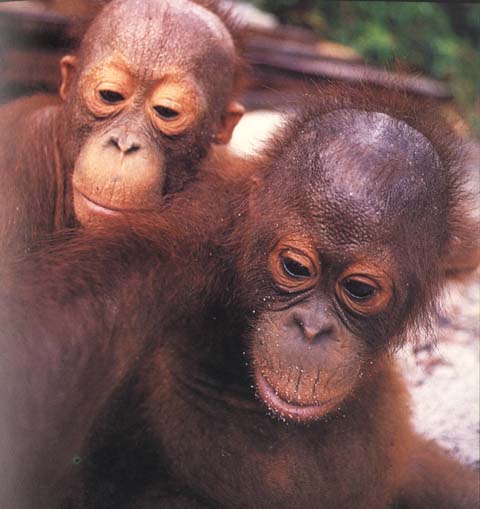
[0,86,478,508]
[0,166,238,508]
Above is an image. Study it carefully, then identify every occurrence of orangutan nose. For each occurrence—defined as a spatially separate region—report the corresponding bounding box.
[109,131,140,154]
[291,310,335,344]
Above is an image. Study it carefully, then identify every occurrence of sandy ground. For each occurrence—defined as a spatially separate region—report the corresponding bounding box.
[230,110,480,467]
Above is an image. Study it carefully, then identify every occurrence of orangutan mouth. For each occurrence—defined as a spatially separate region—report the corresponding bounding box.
[73,187,124,216]
[255,369,340,423]
[73,187,156,215]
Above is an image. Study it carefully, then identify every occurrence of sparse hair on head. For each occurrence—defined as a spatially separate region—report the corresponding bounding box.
[65,0,248,96]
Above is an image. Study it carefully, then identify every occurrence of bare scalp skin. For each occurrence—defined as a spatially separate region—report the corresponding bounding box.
[1,86,478,508]
[0,0,245,256]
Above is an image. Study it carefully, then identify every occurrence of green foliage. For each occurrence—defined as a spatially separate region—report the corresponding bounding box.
[253,1,480,135]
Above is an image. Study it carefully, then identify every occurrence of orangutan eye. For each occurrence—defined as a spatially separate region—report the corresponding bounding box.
[99,90,125,104]
[154,106,180,120]
[336,267,392,315]
[342,278,376,300]
[282,256,311,279]
[269,240,320,293]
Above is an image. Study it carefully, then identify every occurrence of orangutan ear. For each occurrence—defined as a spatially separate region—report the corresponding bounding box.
[214,101,245,145]
[59,55,78,101]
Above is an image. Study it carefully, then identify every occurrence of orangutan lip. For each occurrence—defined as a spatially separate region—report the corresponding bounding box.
[73,187,153,214]
[255,369,336,422]
[73,187,122,215]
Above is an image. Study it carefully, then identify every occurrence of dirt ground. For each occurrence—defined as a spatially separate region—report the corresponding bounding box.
[400,276,480,467]
[230,110,480,468]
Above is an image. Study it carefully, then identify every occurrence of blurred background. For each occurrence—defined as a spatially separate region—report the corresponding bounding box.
[250,1,480,135]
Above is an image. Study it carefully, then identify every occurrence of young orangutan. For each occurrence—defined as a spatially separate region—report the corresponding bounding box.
[0,86,478,508]
[0,0,245,256]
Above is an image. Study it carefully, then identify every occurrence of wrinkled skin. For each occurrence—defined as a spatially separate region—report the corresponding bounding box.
[0,0,244,256]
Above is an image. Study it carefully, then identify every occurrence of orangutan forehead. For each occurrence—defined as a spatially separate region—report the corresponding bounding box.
[81,0,236,74]
[172,0,234,49]
[108,0,234,50]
